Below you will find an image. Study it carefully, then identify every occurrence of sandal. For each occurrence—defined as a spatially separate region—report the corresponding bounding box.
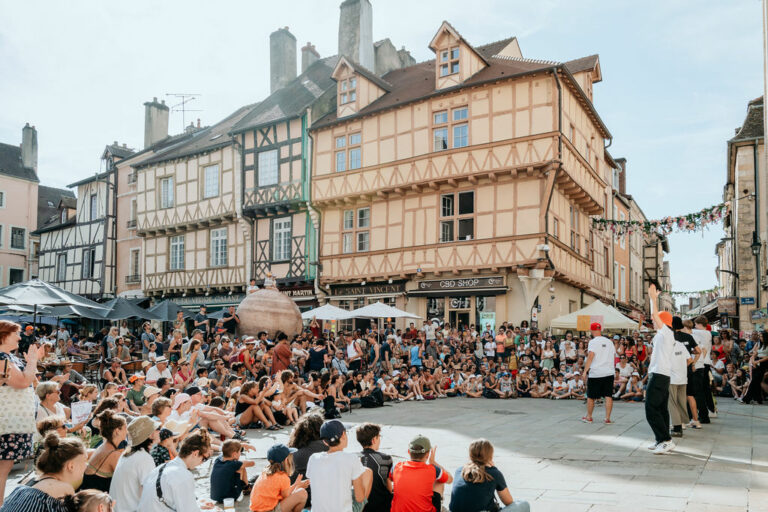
[267,424,280,431]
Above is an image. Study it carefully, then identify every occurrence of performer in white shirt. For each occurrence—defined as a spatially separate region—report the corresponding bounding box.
[582,322,617,424]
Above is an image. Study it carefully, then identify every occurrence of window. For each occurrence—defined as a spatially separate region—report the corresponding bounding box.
[89,194,98,221]
[82,248,95,279]
[170,235,185,271]
[258,149,278,187]
[273,217,292,261]
[61,210,67,223]
[440,191,474,242]
[569,206,579,254]
[56,253,67,281]
[588,231,594,261]
[552,218,559,239]
[129,249,140,278]
[128,199,137,227]
[620,265,626,302]
[0,225,3,247]
[433,107,469,151]
[203,164,220,198]
[10,227,25,250]
[335,133,362,171]
[9,268,23,285]
[160,177,174,209]
[604,247,609,276]
[210,228,228,267]
[613,261,619,297]
[340,77,357,104]
[439,46,460,77]
[0,191,4,207]
[619,212,626,249]
[342,207,370,253]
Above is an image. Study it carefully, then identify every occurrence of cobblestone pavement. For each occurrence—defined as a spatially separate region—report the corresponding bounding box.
[7,397,768,511]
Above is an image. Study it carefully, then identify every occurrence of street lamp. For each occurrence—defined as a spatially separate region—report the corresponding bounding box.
[751,232,762,256]
[752,231,762,307]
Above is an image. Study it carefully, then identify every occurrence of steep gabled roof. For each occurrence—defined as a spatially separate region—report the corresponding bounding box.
[332,56,392,92]
[136,104,254,167]
[230,56,339,134]
[428,21,489,67]
[37,185,76,230]
[731,96,764,142]
[0,142,38,182]
[103,143,136,160]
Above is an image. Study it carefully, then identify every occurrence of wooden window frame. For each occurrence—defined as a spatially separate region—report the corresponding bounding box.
[272,216,292,262]
[619,212,626,249]
[169,235,185,271]
[159,177,174,209]
[335,133,362,172]
[439,190,475,243]
[439,46,460,77]
[0,190,5,208]
[89,193,98,221]
[129,248,141,278]
[604,246,609,276]
[210,227,228,268]
[81,248,95,279]
[257,149,279,188]
[203,163,220,199]
[9,226,25,251]
[339,77,357,105]
[341,206,370,253]
[569,206,580,255]
[433,106,469,152]
[56,253,67,282]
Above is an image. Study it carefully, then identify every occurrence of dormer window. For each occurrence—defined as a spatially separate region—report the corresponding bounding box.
[61,210,67,223]
[439,47,460,77]
[340,77,357,105]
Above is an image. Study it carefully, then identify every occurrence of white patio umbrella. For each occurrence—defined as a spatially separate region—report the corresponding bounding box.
[347,302,422,320]
[0,279,108,326]
[301,304,352,321]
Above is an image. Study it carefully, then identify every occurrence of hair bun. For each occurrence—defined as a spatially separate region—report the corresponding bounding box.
[44,432,60,449]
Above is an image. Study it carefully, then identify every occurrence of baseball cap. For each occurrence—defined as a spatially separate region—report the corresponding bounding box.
[25,325,34,332]
[129,373,145,383]
[409,434,431,454]
[319,419,346,444]
[590,322,602,331]
[158,428,175,441]
[185,386,202,396]
[267,443,297,463]
[613,335,620,340]
[658,311,673,328]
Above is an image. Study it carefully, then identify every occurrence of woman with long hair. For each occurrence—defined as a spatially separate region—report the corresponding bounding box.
[287,410,327,483]
[235,381,280,431]
[449,439,529,512]
[2,434,87,511]
[741,330,768,404]
[80,410,127,492]
[0,320,39,505]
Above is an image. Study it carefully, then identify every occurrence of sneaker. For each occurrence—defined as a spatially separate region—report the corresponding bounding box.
[710,411,718,418]
[666,440,676,452]
[407,397,415,401]
[653,441,673,454]
[647,442,659,450]
[688,420,702,430]
[416,395,424,401]
[581,416,593,423]
[604,419,614,424]
[681,423,686,430]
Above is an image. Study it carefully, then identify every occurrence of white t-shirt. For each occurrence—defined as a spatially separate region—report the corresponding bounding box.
[145,365,172,384]
[691,329,712,370]
[669,341,690,385]
[587,336,616,378]
[306,450,366,512]
[484,341,495,357]
[648,326,675,377]
[138,456,200,512]
[110,450,156,512]
[616,362,634,379]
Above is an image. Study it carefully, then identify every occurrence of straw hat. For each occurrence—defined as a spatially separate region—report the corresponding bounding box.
[128,416,160,446]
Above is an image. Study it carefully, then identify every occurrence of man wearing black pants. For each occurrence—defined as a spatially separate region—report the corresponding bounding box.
[646,284,676,455]
[692,317,715,420]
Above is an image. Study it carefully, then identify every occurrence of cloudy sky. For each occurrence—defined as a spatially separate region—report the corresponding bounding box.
[0,0,762,294]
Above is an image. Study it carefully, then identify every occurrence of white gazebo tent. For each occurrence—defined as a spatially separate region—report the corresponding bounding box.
[301,304,353,321]
[550,300,638,331]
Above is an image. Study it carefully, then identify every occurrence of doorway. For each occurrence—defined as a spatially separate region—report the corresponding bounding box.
[449,310,470,331]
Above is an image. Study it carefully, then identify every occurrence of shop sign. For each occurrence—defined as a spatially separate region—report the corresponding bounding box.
[418,276,504,291]
[174,294,245,306]
[282,287,315,298]
[717,297,738,316]
[331,281,406,297]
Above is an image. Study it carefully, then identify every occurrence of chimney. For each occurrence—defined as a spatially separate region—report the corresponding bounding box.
[270,27,297,94]
[301,42,320,73]
[143,97,169,148]
[338,0,374,70]
[616,158,627,195]
[21,123,38,172]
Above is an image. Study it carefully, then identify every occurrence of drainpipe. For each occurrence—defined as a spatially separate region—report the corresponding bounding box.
[754,140,761,308]
[542,68,562,271]
[306,130,331,302]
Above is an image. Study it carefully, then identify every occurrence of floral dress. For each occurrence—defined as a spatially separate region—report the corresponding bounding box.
[0,352,35,461]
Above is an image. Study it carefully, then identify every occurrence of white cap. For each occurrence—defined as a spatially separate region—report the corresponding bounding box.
[632,371,640,377]
[574,371,581,375]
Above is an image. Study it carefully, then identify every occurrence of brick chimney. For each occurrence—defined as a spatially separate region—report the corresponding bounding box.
[615,157,627,195]
[338,0,374,69]
[21,123,38,172]
[270,27,297,93]
[143,97,169,148]
[301,42,320,73]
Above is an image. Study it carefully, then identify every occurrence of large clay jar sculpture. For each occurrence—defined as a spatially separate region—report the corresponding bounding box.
[236,288,303,338]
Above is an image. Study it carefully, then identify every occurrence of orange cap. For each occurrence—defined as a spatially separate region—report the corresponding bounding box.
[658,311,673,327]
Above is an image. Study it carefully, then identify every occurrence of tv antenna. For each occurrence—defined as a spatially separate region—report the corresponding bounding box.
[166,93,202,131]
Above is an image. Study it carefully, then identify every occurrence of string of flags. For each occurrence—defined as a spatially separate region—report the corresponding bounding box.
[591,202,731,238]
[664,287,721,297]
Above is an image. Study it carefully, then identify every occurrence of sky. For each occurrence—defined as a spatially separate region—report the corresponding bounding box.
[0,0,763,294]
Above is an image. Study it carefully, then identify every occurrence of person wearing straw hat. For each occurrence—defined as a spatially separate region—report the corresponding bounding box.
[110,416,161,512]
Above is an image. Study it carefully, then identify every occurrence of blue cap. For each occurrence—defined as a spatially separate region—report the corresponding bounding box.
[266,443,297,463]
[320,419,346,443]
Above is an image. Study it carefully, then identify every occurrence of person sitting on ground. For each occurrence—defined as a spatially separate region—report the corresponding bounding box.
[391,434,452,512]
[249,443,308,512]
[80,410,127,492]
[288,410,327,508]
[551,373,572,399]
[306,419,372,512]
[109,415,161,512]
[620,372,645,402]
[357,423,394,512]
[2,434,87,512]
[210,440,255,504]
[125,374,147,412]
[449,439,530,512]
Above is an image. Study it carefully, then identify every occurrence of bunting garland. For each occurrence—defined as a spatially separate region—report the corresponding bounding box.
[664,287,721,297]
[591,202,731,238]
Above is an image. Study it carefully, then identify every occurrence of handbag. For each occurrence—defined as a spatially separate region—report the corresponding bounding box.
[0,384,37,436]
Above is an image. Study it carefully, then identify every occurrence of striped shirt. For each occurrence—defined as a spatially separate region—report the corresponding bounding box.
[0,486,68,512]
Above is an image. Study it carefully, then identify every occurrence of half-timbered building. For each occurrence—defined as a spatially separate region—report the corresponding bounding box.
[311,22,617,328]
[134,106,252,309]
[35,169,117,299]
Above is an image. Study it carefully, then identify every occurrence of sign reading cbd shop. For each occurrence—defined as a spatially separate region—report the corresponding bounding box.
[418,276,504,291]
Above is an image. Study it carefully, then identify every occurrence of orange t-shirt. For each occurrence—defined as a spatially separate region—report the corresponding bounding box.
[250,471,289,512]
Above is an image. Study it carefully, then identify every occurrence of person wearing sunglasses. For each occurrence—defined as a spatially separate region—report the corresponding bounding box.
[137,429,215,511]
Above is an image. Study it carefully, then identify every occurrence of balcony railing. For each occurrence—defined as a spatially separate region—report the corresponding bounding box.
[125,274,141,284]
[126,219,137,229]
